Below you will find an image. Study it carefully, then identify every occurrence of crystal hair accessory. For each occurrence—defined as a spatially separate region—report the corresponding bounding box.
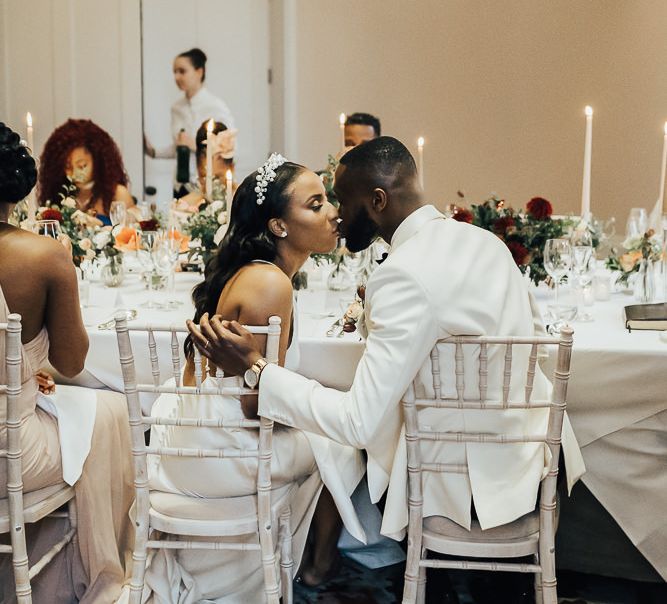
[208,129,238,159]
[255,153,287,205]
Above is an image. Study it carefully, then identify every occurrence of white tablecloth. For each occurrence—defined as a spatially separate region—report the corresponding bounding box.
[70,272,666,579]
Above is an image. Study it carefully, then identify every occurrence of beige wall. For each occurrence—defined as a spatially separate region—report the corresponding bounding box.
[285,0,667,223]
[1,0,143,194]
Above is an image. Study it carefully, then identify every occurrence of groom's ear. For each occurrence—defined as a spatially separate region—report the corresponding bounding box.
[371,188,387,214]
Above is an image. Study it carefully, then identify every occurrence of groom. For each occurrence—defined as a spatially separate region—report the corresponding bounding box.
[188,136,584,539]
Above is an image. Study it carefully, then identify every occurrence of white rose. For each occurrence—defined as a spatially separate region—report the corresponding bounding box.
[62,197,77,208]
[79,237,93,251]
[213,224,228,245]
[71,210,88,225]
[37,206,49,216]
[93,230,111,249]
[209,200,224,214]
[217,211,228,225]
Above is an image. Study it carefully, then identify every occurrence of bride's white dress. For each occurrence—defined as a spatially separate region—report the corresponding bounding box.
[136,304,365,603]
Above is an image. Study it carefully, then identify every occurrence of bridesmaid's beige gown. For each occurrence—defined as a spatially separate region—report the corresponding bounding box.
[0,285,135,603]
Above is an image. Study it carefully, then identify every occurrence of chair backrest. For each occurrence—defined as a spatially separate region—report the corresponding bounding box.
[403,326,573,525]
[113,314,281,540]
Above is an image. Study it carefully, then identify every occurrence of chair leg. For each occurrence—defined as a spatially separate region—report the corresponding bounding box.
[402,536,423,603]
[9,515,31,603]
[279,507,293,604]
[539,537,558,604]
[128,518,150,604]
[533,553,543,604]
[416,547,427,604]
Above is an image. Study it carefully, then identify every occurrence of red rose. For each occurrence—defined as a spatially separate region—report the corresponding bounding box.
[452,208,473,224]
[41,208,64,222]
[139,219,159,231]
[506,240,530,266]
[492,216,515,235]
[526,197,553,220]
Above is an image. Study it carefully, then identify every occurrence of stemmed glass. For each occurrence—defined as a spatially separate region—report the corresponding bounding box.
[136,230,163,309]
[110,201,127,227]
[544,238,573,333]
[33,219,62,239]
[161,226,184,308]
[625,208,648,240]
[571,234,594,322]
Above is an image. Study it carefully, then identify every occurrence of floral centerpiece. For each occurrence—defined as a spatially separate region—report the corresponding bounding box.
[451,195,568,286]
[182,199,227,266]
[605,229,662,287]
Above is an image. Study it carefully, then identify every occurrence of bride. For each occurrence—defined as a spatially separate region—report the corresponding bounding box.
[139,154,365,602]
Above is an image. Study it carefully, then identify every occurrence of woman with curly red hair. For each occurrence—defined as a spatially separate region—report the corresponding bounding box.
[38,119,136,226]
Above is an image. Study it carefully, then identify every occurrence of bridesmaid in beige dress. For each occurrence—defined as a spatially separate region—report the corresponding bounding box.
[0,122,135,603]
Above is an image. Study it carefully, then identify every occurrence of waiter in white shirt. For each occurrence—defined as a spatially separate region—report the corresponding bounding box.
[144,47,235,189]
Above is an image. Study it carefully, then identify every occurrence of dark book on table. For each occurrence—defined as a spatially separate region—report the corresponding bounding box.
[624,303,667,331]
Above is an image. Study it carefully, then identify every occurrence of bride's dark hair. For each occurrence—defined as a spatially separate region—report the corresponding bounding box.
[184,161,306,358]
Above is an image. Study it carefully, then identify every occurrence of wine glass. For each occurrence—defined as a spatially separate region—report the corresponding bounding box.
[109,201,127,226]
[544,239,573,333]
[572,245,594,321]
[625,208,648,240]
[136,230,163,309]
[33,219,62,239]
[163,226,183,308]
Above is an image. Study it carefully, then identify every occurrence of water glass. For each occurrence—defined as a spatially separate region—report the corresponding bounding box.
[163,227,184,308]
[76,268,90,308]
[572,245,594,321]
[110,201,127,226]
[625,208,648,239]
[543,238,573,333]
[136,230,163,309]
[33,219,62,239]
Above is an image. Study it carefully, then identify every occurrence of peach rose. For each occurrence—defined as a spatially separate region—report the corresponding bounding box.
[79,237,93,251]
[115,226,139,251]
[619,250,642,273]
[167,229,191,253]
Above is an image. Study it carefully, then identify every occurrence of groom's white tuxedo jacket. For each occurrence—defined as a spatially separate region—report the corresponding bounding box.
[259,205,585,539]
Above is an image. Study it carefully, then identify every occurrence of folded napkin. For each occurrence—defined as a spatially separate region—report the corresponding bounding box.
[36,385,97,485]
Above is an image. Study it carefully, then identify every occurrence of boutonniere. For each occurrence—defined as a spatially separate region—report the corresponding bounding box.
[341,285,366,333]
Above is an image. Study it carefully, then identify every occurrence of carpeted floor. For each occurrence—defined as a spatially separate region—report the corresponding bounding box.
[293,557,667,603]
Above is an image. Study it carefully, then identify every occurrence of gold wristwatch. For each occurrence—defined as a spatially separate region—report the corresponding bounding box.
[244,358,268,389]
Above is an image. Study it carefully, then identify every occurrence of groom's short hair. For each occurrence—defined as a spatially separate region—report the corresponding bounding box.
[339,136,417,187]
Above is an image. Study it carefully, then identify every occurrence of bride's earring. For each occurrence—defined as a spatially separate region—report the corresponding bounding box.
[280,231,287,238]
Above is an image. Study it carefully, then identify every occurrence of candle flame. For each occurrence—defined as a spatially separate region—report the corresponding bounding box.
[663,122,667,135]
[585,105,593,117]
[206,119,214,133]
[26,112,32,127]
[339,113,346,126]
[417,136,425,148]
[225,169,233,181]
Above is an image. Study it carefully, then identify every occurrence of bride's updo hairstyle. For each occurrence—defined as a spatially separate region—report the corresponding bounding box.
[185,160,306,357]
[0,122,37,204]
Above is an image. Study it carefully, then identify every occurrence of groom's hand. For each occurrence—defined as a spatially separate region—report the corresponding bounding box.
[187,313,262,376]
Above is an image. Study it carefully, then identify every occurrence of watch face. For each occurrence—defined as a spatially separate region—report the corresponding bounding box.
[244,368,258,388]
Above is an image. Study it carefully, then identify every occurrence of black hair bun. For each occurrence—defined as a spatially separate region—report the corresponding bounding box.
[0,122,37,203]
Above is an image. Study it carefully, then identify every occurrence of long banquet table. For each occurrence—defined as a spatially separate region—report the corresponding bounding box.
[68,270,666,582]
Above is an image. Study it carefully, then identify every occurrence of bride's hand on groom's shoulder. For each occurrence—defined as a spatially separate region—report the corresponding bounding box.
[186,313,263,376]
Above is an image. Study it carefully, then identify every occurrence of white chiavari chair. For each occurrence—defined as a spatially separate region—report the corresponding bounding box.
[402,327,574,604]
[0,313,77,604]
[114,314,294,604]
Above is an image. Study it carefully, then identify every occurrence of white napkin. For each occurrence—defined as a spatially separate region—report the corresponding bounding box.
[36,385,97,485]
